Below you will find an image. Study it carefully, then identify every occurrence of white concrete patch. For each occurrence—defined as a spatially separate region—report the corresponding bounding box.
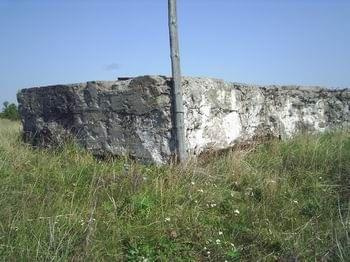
[221,112,241,145]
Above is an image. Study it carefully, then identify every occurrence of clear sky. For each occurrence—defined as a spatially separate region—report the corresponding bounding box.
[0,0,349,106]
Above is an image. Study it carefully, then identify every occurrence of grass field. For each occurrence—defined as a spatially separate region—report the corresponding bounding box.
[0,118,349,261]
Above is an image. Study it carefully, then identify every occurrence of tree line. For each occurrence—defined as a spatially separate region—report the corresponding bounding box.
[0,102,20,121]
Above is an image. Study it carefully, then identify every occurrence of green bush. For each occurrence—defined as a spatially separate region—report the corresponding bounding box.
[0,101,20,121]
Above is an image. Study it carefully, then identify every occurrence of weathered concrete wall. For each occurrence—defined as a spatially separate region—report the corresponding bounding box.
[17,75,350,164]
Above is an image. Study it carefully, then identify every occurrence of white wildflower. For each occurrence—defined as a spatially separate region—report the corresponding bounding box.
[218,231,223,235]
[123,163,129,171]
[216,239,221,245]
[234,209,240,215]
[164,217,171,222]
[245,188,254,197]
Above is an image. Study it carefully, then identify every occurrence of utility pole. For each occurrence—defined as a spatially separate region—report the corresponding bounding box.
[168,0,186,162]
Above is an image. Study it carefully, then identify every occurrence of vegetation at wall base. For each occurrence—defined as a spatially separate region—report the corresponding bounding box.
[0,119,349,261]
[0,102,20,121]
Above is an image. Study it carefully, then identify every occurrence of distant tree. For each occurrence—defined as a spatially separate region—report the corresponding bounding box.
[0,101,20,121]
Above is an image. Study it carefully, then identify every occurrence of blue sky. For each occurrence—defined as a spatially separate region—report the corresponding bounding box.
[0,0,349,106]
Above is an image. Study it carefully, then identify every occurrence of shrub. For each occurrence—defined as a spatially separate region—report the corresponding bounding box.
[0,101,20,121]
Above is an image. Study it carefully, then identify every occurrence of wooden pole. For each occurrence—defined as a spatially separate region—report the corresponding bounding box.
[168,0,186,162]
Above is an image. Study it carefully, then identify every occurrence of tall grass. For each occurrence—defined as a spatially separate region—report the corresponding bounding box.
[0,119,349,261]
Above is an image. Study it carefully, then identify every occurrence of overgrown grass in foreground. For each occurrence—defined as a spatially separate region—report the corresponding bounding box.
[0,119,349,261]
